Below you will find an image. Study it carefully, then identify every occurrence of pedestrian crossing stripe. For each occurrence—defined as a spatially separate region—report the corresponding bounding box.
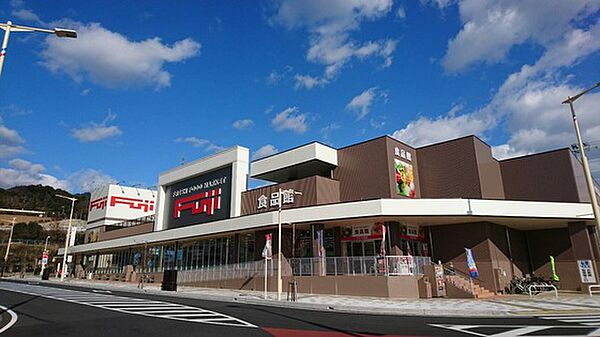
[538,314,600,326]
[0,282,256,328]
[430,324,600,336]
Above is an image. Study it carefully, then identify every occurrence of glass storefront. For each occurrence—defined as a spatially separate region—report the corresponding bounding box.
[80,222,429,275]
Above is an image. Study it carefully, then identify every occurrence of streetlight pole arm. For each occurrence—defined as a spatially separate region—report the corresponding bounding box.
[562,82,600,104]
[0,22,53,34]
[0,20,77,81]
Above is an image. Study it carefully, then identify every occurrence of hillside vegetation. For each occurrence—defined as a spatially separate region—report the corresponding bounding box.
[0,185,90,219]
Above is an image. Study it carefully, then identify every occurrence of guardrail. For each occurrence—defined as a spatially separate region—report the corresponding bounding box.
[589,285,600,297]
[527,284,558,298]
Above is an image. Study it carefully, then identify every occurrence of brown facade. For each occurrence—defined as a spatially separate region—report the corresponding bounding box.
[333,137,393,202]
[473,138,505,199]
[430,221,600,292]
[417,136,485,198]
[240,175,340,215]
[500,149,591,202]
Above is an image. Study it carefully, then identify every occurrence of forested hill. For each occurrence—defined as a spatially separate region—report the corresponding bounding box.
[0,185,90,219]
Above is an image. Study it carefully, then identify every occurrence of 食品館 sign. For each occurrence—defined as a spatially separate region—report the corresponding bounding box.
[164,165,232,229]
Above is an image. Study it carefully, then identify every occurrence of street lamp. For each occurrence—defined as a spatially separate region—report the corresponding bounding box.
[1,217,16,278]
[562,82,600,235]
[40,235,50,278]
[277,188,302,301]
[56,194,77,281]
[0,20,77,80]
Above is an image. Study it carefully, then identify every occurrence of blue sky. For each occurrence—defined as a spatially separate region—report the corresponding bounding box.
[0,0,599,192]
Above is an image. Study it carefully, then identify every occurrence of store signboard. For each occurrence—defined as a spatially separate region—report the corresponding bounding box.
[341,224,384,241]
[164,165,232,229]
[88,184,156,225]
[578,260,597,283]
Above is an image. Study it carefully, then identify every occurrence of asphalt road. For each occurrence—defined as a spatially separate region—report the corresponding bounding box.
[0,280,599,337]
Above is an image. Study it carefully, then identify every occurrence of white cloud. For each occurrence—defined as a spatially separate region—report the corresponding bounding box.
[294,74,327,90]
[41,21,201,89]
[0,116,27,158]
[71,111,123,142]
[370,117,386,129]
[393,13,600,161]
[0,159,68,190]
[10,0,42,24]
[421,0,456,9]
[66,168,117,193]
[320,122,341,142]
[442,0,600,73]
[232,119,255,129]
[272,0,397,88]
[267,65,293,85]
[391,107,493,147]
[396,6,406,19]
[485,18,600,159]
[252,144,279,160]
[346,87,378,119]
[0,104,32,116]
[271,107,308,134]
[175,137,225,153]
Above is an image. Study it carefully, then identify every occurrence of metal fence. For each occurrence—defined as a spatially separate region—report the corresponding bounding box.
[177,258,292,284]
[289,256,431,276]
[177,255,431,284]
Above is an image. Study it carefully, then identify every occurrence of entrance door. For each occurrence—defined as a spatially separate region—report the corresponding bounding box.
[345,240,383,257]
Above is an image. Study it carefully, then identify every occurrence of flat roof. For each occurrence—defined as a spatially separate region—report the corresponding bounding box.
[251,142,337,182]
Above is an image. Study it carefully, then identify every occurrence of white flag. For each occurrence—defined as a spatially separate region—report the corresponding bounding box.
[262,233,272,259]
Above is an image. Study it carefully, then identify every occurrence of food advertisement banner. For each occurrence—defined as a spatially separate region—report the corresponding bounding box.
[394,159,416,198]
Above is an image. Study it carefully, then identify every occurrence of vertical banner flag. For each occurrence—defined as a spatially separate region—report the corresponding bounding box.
[380,224,387,256]
[317,229,324,258]
[550,256,560,282]
[262,233,272,259]
[465,248,479,278]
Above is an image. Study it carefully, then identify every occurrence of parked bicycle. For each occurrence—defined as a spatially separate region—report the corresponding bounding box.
[506,275,559,295]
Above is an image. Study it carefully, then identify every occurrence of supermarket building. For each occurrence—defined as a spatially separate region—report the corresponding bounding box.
[64,135,599,298]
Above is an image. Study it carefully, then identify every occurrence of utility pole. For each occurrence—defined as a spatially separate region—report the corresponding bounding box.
[56,194,77,281]
[563,82,600,235]
[1,217,16,278]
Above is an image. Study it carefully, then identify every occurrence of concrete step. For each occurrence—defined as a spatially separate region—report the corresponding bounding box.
[446,275,495,298]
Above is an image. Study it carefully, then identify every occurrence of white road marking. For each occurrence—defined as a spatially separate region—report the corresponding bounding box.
[0,282,256,328]
[430,324,600,336]
[539,314,600,327]
[0,304,18,334]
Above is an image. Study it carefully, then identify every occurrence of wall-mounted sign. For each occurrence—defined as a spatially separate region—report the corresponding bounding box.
[88,185,157,226]
[341,224,384,241]
[399,224,426,242]
[394,159,416,198]
[578,259,597,283]
[394,146,412,161]
[257,189,297,210]
[164,165,232,229]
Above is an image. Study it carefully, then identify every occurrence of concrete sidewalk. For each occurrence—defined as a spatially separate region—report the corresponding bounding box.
[7,276,600,318]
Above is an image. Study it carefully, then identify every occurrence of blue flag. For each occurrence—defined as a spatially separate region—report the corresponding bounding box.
[465,248,479,278]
